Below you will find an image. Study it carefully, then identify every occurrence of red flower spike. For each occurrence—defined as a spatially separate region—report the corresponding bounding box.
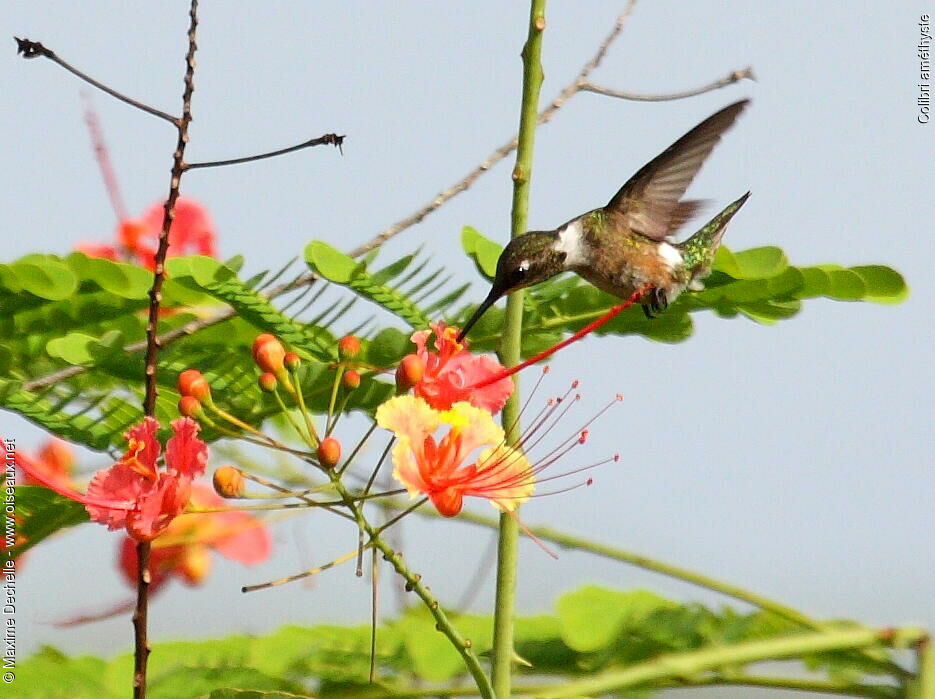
[342,369,361,390]
[338,335,361,359]
[317,437,342,469]
[178,396,202,417]
[213,466,245,498]
[408,322,513,414]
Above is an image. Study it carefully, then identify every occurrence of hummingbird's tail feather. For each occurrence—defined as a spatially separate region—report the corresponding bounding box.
[677,191,750,288]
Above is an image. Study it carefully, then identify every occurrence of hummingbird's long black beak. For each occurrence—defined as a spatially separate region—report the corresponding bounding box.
[456,288,503,343]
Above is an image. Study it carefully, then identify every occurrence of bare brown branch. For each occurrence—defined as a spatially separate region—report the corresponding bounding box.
[579,66,754,102]
[14,37,178,124]
[184,133,345,170]
[135,3,200,697]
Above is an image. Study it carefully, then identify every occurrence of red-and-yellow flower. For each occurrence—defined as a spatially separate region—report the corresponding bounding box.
[376,395,534,517]
[15,417,208,541]
[403,322,513,414]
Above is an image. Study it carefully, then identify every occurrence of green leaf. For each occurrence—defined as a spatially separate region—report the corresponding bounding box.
[46,331,125,365]
[557,586,677,653]
[12,645,109,699]
[731,246,788,278]
[150,667,306,698]
[1,256,77,300]
[364,327,412,369]
[304,241,357,283]
[171,259,333,362]
[8,486,90,558]
[461,225,503,280]
[822,268,867,300]
[851,265,909,303]
[66,253,152,298]
[305,241,430,328]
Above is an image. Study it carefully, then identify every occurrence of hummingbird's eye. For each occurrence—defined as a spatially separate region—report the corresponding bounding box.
[511,261,529,285]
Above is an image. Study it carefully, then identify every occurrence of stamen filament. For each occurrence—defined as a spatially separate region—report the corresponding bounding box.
[467,284,650,390]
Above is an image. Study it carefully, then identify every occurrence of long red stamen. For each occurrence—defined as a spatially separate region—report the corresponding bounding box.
[468,284,651,390]
[83,96,129,222]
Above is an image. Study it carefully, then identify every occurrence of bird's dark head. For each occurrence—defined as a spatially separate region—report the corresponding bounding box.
[457,231,566,342]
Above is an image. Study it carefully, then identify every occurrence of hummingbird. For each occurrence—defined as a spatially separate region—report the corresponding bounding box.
[457,100,751,342]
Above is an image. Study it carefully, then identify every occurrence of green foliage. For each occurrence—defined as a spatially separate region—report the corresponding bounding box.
[13,585,913,697]
[454,228,909,352]
[305,241,466,328]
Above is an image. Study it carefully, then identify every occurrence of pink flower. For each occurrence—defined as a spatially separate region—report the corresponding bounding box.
[15,418,208,541]
[408,322,513,414]
[118,484,271,593]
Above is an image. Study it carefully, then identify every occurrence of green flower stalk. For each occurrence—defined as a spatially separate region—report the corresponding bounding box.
[492,1,547,695]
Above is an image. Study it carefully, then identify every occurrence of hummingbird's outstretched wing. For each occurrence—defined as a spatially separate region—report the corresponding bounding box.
[606,99,749,242]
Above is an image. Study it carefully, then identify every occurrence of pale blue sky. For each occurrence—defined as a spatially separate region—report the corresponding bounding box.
[4,1,933,683]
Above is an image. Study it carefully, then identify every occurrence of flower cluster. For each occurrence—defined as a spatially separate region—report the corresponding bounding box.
[15,418,208,541]
[78,197,217,270]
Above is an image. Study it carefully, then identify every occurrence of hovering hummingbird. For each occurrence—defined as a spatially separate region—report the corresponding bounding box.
[457,100,751,342]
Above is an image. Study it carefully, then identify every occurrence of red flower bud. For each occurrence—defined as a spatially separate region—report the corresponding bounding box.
[338,335,361,359]
[284,352,301,371]
[317,437,342,469]
[342,369,361,390]
[213,465,245,498]
[258,372,278,392]
[178,395,202,417]
[395,354,425,392]
[253,334,286,373]
[178,369,211,400]
[252,333,277,360]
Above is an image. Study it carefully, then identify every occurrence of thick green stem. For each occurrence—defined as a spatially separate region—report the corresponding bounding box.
[491,2,547,696]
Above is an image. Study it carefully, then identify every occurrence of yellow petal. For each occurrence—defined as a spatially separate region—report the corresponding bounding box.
[376,395,439,445]
[440,401,503,463]
[391,436,427,500]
